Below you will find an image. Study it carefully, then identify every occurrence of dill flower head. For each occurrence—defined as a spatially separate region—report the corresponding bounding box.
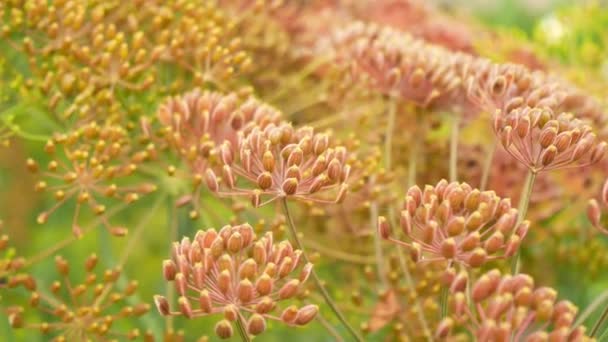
[28,122,156,236]
[379,180,528,268]
[2,0,252,124]
[320,22,462,109]
[154,223,317,339]
[206,122,351,207]
[155,89,281,175]
[8,254,149,341]
[436,269,590,341]
[494,106,607,173]
[462,59,540,114]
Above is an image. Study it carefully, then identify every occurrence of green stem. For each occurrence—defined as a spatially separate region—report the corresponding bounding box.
[370,198,388,289]
[17,202,129,271]
[591,304,608,337]
[440,285,449,319]
[281,199,363,342]
[385,98,397,168]
[166,196,178,332]
[575,290,608,328]
[480,141,496,191]
[236,316,251,342]
[316,312,344,342]
[408,146,417,188]
[395,249,433,341]
[449,114,461,182]
[510,170,536,274]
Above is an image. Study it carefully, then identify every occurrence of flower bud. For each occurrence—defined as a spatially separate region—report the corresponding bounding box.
[282,178,298,195]
[215,319,233,339]
[255,296,275,314]
[153,295,170,316]
[278,279,300,299]
[247,314,267,335]
[178,296,192,318]
[281,305,298,324]
[378,216,390,239]
[295,304,319,325]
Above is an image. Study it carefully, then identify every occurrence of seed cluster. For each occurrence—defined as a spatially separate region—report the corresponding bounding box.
[154,223,317,339]
[27,122,156,236]
[379,180,529,268]
[1,0,251,125]
[206,122,351,207]
[155,89,281,175]
[320,22,463,109]
[8,254,149,341]
[494,107,606,173]
[436,269,589,341]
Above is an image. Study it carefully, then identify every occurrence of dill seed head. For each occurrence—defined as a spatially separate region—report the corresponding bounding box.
[155,223,316,339]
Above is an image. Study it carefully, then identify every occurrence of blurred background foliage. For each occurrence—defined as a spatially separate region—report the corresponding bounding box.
[1,0,608,341]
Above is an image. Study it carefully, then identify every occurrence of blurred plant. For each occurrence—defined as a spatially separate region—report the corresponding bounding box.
[27,122,156,236]
[8,254,149,341]
[1,0,608,341]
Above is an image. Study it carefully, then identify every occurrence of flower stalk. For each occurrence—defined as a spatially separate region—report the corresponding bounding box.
[511,170,536,274]
[281,198,363,342]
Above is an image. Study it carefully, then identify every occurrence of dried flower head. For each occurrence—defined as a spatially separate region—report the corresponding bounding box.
[494,106,606,173]
[463,59,542,114]
[206,122,351,207]
[379,180,528,268]
[9,254,149,341]
[320,21,462,109]
[436,269,590,341]
[154,223,316,339]
[155,89,281,174]
[28,122,156,236]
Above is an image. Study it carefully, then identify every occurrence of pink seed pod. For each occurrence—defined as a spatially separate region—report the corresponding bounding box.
[154,223,316,338]
[208,121,353,207]
[382,180,526,268]
[494,107,606,173]
[442,269,588,341]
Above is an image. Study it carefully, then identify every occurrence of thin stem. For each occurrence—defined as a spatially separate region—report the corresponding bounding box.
[281,198,363,342]
[575,289,608,328]
[591,304,608,337]
[236,316,252,342]
[371,199,388,289]
[94,195,166,306]
[408,145,417,188]
[166,196,178,332]
[510,170,537,274]
[385,98,397,168]
[316,312,344,342]
[395,250,433,341]
[19,203,129,270]
[304,239,376,265]
[449,114,461,182]
[440,285,449,319]
[480,141,496,191]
